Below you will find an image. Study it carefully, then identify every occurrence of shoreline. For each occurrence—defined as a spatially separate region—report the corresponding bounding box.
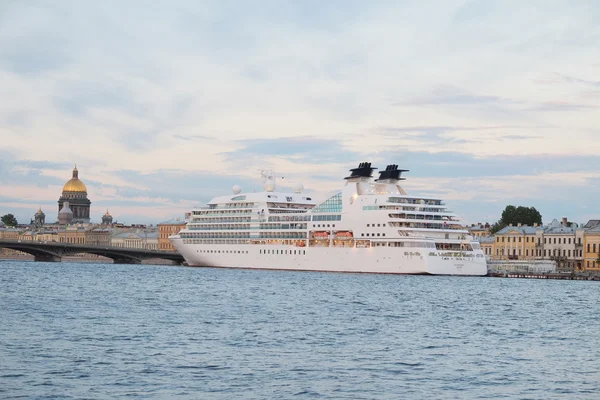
[0,255,178,265]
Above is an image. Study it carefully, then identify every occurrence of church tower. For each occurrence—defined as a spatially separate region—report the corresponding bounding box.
[32,208,45,228]
[102,210,113,226]
[58,166,91,223]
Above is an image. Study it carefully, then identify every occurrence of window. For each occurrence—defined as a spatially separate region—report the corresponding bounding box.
[367,224,370,227]
[313,192,343,213]
[377,224,381,227]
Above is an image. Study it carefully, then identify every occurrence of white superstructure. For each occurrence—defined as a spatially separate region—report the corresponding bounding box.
[170,163,487,275]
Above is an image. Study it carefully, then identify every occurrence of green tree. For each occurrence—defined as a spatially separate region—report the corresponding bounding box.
[1,213,18,227]
[489,205,543,234]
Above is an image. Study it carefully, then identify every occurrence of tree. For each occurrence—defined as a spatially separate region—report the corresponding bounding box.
[1,214,18,227]
[489,205,543,234]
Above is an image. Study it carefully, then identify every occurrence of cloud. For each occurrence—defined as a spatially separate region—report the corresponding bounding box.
[0,0,599,225]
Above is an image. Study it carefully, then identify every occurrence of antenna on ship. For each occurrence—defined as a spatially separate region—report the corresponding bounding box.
[259,169,284,192]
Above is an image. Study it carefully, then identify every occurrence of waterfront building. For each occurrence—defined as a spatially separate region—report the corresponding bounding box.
[469,223,491,238]
[478,236,494,257]
[111,229,159,250]
[539,218,584,272]
[0,227,19,240]
[583,225,600,272]
[18,231,35,241]
[57,225,87,244]
[36,230,58,242]
[58,166,91,223]
[86,227,112,246]
[493,225,539,260]
[158,218,187,252]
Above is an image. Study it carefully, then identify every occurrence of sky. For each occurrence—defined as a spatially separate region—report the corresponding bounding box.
[1,0,599,226]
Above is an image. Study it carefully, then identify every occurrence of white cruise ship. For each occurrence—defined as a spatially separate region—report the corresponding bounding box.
[170,163,487,275]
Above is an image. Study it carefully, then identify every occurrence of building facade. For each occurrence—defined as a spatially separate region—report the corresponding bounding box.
[584,226,600,272]
[158,219,187,251]
[539,219,584,271]
[469,223,491,238]
[57,226,87,244]
[493,225,539,260]
[86,228,112,246]
[479,236,494,257]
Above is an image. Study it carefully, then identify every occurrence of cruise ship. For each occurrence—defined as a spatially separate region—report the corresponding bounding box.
[170,163,487,275]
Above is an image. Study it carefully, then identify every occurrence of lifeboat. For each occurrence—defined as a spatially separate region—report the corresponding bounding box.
[313,231,329,239]
[335,231,354,240]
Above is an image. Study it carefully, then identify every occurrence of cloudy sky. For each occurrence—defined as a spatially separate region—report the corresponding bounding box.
[1,0,599,226]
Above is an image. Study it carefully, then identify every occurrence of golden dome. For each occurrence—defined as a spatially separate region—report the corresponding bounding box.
[62,166,88,193]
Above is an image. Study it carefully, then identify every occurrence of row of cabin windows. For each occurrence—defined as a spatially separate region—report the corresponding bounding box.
[362,233,386,237]
[314,224,335,228]
[200,250,249,254]
[367,223,386,227]
[260,249,306,255]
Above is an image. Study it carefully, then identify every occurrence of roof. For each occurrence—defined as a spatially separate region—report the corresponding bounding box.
[584,220,600,229]
[586,225,600,233]
[478,236,495,244]
[158,218,186,226]
[62,167,87,193]
[496,225,541,235]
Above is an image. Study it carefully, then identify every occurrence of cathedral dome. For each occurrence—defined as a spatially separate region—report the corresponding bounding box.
[62,166,87,193]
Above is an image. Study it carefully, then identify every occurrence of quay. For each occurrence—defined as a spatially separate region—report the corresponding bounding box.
[487,272,600,281]
[0,239,184,265]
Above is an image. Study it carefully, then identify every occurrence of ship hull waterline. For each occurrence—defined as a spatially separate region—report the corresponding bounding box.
[171,239,487,276]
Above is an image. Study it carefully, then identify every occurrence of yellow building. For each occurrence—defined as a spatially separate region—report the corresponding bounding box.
[158,219,186,252]
[583,227,600,272]
[469,223,491,238]
[479,236,494,257]
[58,226,87,244]
[492,225,539,260]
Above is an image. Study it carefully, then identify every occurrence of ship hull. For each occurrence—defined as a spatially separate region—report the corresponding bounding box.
[171,238,487,276]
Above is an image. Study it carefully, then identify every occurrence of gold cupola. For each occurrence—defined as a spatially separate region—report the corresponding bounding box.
[62,166,88,193]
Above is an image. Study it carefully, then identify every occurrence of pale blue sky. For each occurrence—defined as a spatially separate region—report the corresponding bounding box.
[1,0,599,225]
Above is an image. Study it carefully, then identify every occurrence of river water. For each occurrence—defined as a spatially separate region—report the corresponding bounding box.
[1,260,599,399]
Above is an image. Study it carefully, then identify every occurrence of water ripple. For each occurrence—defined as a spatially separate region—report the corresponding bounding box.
[2,260,600,399]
